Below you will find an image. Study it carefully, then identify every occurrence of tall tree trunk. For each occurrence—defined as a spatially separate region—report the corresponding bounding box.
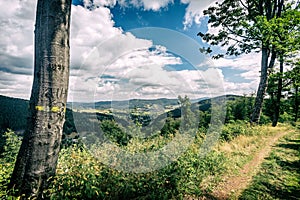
[251,47,269,124]
[294,86,299,122]
[251,47,276,124]
[9,0,71,198]
[272,55,284,127]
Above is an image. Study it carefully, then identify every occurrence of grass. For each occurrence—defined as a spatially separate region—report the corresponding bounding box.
[200,124,294,194]
[239,129,300,200]
[1,123,298,199]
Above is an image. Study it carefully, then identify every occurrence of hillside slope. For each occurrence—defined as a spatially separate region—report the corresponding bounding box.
[0,95,28,131]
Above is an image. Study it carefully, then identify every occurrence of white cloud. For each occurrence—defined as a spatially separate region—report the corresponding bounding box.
[68,3,213,102]
[0,0,35,99]
[0,0,256,102]
[213,53,260,70]
[87,47,226,101]
[82,0,117,7]
[209,52,261,95]
[212,53,261,83]
[117,0,173,11]
[70,5,122,68]
[73,45,183,101]
[223,80,258,95]
[141,0,173,11]
[181,0,217,29]
[0,1,163,101]
[69,34,156,102]
[0,72,32,99]
[69,5,167,102]
[196,52,261,96]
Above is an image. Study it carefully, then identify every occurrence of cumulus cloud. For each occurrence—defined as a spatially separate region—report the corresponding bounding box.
[197,51,261,95]
[73,45,183,101]
[0,0,36,99]
[181,0,217,29]
[140,0,174,11]
[117,0,173,11]
[0,1,167,101]
[184,0,261,95]
[212,53,261,81]
[0,0,254,101]
[211,52,261,95]
[89,46,225,101]
[223,80,258,95]
[83,0,117,7]
[69,33,157,101]
[70,5,122,69]
[66,2,216,102]
[0,72,32,99]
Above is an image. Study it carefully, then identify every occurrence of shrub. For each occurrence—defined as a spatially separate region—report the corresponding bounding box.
[160,117,180,137]
[220,121,257,141]
[279,111,294,123]
[100,120,131,146]
[0,130,21,199]
[259,113,271,125]
[46,129,228,199]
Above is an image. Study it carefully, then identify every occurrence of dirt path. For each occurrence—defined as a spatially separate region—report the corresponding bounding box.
[207,131,291,200]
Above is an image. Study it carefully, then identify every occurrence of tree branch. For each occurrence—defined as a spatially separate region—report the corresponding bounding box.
[239,0,249,10]
[223,23,251,40]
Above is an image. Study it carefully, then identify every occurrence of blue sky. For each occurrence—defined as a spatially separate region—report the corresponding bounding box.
[0,0,261,101]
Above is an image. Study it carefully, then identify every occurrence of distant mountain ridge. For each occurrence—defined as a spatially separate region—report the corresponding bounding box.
[69,97,208,110]
[0,94,241,133]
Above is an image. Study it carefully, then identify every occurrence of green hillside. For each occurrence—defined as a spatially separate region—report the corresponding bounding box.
[0,94,249,134]
[0,95,28,132]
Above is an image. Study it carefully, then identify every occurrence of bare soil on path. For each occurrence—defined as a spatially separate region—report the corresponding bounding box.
[204,130,291,200]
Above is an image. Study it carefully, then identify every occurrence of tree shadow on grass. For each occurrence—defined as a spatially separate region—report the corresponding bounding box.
[275,158,300,173]
[277,139,300,151]
[257,180,300,200]
[239,136,300,200]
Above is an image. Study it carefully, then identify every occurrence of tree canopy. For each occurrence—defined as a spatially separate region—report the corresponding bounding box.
[198,0,300,123]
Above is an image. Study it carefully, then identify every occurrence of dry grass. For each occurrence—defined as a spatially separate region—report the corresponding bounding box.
[199,124,293,194]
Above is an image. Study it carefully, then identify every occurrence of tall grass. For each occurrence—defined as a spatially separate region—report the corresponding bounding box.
[0,123,296,199]
[239,131,300,200]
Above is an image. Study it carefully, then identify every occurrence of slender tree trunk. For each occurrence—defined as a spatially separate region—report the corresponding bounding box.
[272,55,284,127]
[251,47,269,124]
[251,47,277,124]
[295,86,299,122]
[9,0,71,198]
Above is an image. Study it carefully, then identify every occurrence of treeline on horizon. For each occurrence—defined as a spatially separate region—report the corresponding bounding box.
[0,92,298,144]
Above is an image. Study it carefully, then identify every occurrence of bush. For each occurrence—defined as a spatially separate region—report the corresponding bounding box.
[4,122,266,199]
[100,120,131,146]
[220,121,258,141]
[259,113,271,125]
[46,144,181,199]
[45,129,228,199]
[160,117,180,137]
[0,130,21,199]
[279,111,294,123]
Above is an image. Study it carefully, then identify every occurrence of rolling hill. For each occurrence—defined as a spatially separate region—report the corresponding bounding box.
[0,94,241,135]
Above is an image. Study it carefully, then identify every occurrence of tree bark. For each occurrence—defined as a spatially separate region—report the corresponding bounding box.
[251,47,277,124]
[251,47,270,124]
[9,0,71,198]
[294,86,299,122]
[272,54,283,127]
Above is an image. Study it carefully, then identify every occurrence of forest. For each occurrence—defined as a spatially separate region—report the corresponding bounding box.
[0,0,300,199]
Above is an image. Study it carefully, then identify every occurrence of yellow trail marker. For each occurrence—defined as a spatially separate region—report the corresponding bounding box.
[35,106,66,113]
[35,106,44,111]
[51,106,60,112]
